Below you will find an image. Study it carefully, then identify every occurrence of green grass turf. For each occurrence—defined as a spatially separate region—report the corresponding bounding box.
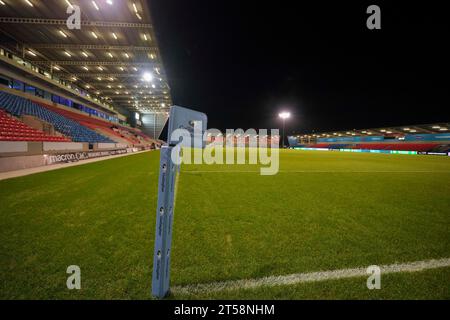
[0,150,449,299]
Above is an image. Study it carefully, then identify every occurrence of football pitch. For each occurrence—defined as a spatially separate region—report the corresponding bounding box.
[0,150,449,299]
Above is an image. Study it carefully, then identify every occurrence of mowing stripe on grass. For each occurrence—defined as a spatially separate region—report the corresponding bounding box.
[171,257,450,295]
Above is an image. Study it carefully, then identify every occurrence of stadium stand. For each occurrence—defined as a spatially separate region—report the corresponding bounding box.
[430,145,450,153]
[291,124,449,153]
[0,91,114,143]
[352,143,439,152]
[308,144,330,148]
[306,143,440,152]
[34,100,141,145]
[0,109,70,142]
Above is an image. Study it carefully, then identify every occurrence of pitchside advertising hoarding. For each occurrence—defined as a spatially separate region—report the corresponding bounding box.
[44,149,131,165]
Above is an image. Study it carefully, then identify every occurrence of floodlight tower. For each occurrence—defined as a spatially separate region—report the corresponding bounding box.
[278,112,291,148]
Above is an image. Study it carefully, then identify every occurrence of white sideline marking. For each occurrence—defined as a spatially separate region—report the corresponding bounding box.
[171,257,450,295]
[183,170,450,174]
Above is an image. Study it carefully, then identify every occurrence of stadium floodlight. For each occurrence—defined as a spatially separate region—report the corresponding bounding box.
[152,106,207,299]
[279,112,290,119]
[142,72,153,82]
[278,111,291,148]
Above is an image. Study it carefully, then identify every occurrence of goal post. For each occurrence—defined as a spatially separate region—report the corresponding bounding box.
[152,106,207,298]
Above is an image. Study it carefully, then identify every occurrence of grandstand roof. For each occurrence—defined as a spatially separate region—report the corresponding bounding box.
[293,123,450,139]
[0,0,172,115]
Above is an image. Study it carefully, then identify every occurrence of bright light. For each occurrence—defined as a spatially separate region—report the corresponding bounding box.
[81,51,88,57]
[53,65,61,71]
[112,32,118,39]
[142,72,153,82]
[27,50,37,57]
[107,52,113,58]
[59,30,68,38]
[143,34,148,41]
[82,66,89,71]
[91,31,98,39]
[106,0,113,4]
[25,0,33,7]
[278,112,291,119]
[0,1,5,6]
[64,51,71,57]
[92,1,99,10]
[65,0,73,8]
[124,53,130,59]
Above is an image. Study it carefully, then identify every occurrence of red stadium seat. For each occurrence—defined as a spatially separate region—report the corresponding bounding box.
[0,110,71,142]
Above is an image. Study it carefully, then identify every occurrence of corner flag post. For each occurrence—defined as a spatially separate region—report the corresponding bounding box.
[152,106,207,298]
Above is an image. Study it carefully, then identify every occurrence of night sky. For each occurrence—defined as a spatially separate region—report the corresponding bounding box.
[149,1,449,135]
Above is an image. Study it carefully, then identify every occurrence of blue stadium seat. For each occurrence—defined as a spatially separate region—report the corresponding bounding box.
[0,91,114,143]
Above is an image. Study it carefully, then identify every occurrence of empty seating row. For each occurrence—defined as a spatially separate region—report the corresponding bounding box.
[308,144,330,148]
[354,143,438,152]
[0,91,114,143]
[37,100,146,145]
[0,109,70,142]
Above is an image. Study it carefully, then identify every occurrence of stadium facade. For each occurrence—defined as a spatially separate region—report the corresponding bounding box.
[0,0,172,171]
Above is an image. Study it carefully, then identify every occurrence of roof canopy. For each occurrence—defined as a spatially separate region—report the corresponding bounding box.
[0,0,172,114]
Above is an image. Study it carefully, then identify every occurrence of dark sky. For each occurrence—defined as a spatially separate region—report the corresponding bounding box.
[149,0,449,135]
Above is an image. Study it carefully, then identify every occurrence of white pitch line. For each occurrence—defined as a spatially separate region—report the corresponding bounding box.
[171,257,450,295]
[182,170,450,174]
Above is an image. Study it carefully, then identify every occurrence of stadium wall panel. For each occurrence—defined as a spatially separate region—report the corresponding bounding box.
[0,154,46,172]
[97,143,117,150]
[0,141,27,153]
[43,142,84,152]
